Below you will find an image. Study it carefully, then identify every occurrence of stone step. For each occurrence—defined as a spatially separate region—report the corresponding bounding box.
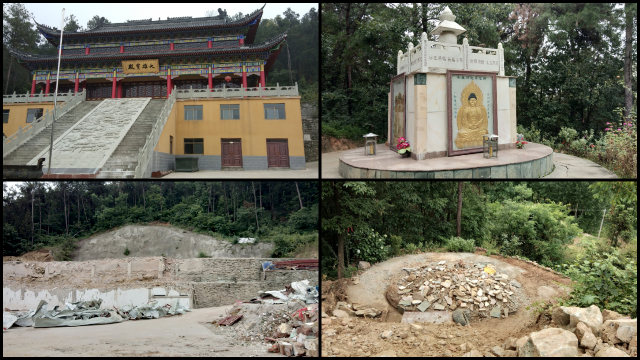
[100,99,166,174]
[3,101,100,165]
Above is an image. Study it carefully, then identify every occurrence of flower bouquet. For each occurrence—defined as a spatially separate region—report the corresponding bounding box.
[515,139,528,149]
[397,137,411,157]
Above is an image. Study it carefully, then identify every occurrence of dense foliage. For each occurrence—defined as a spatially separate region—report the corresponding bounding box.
[321,3,636,176]
[559,243,637,318]
[3,181,318,259]
[322,181,636,279]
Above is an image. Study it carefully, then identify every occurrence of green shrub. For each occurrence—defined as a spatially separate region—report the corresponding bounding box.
[388,234,403,256]
[288,204,319,231]
[444,236,475,252]
[351,228,390,263]
[124,247,130,256]
[404,242,419,254]
[487,200,581,266]
[559,245,637,318]
[198,251,209,258]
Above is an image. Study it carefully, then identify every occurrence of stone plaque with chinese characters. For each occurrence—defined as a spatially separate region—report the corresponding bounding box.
[448,71,497,155]
[122,59,159,74]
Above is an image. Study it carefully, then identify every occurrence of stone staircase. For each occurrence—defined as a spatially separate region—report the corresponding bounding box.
[98,99,165,178]
[3,101,99,165]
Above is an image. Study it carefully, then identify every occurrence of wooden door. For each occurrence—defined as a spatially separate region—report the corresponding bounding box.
[221,139,242,167]
[266,139,290,168]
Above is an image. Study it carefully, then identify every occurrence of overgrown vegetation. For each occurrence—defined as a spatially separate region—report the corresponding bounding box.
[3,181,318,259]
[558,244,637,318]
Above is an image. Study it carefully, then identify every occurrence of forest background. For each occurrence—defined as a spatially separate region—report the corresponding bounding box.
[322,181,637,317]
[3,4,318,102]
[3,181,318,260]
[322,3,637,177]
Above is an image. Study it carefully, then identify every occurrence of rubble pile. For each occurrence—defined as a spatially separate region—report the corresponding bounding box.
[387,260,525,319]
[214,279,319,357]
[472,306,637,357]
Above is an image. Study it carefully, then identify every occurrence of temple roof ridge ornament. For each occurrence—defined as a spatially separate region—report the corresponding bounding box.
[35,6,264,43]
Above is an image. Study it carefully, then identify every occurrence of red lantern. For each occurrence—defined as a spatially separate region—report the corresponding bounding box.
[225,75,231,82]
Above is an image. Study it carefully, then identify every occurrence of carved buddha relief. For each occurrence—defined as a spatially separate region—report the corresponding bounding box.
[455,80,487,148]
[392,92,405,147]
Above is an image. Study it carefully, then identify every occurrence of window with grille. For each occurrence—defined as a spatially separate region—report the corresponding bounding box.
[26,108,44,123]
[184,138,204,154]
[220,104,240,120]
[3,110,9,123]
[264,103,286,119]
[184,105,203,120]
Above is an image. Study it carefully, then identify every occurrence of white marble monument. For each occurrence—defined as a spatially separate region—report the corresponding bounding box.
[389,6,517,159]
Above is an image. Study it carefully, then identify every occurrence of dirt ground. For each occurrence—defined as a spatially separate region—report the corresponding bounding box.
[2,306,283,357]
[321,136,362,153]
[322,251,573,357]
[3,249,54,262]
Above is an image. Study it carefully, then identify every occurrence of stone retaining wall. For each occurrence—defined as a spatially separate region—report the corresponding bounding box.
[301,103,319,162]
[3,257,318,310]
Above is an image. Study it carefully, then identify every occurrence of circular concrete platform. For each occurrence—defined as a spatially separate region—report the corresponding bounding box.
[338,143,554,179]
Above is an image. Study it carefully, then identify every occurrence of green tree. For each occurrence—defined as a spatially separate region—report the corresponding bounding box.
[3,3,40,93]
[86,15,110,30]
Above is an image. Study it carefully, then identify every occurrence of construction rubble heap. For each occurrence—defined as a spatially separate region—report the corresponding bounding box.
[386,260,525,320]
[3,299,190,329]
[213,279,319,357]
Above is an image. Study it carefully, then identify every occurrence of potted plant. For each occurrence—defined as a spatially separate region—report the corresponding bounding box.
[397,137,411,158]
[515,139,528,149]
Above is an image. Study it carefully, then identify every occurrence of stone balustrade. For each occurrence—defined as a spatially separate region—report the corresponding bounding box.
[398,33,504,75]
[135,88,177,178]
[3,90,86,158]
[2,90,81,104]
[175,82,299,99]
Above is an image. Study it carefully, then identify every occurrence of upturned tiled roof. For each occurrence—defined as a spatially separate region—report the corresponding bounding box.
[9,32,287,71]
[36,5,264,45]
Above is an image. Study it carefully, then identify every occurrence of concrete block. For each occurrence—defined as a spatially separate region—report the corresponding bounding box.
[506,163,521,178]
[454,169,473,179]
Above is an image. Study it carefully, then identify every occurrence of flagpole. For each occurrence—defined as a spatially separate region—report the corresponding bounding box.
[47,8,65,175]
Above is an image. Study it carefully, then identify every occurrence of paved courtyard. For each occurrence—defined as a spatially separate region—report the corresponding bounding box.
[322,149,617,179]
[161,160,318,178]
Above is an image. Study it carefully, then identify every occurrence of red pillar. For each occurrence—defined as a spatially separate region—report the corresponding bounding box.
[117,81,122,98]
[259,64,265,88]
[170,42,174,51]
[207,40,212,48]
[208,66,213,90]
[166,68,172,98]
[239,37,244,46]
[74,73,79,94]
[112,73,117,99]
[85,46,90,55]
[242,65,247,89]
[120,45,124,53]
[31,75,36,97]
[45,74,51,95]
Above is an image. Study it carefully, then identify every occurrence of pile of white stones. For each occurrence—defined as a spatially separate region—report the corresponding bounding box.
[392,260,523,318]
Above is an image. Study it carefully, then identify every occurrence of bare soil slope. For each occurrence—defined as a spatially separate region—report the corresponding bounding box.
[322,251,573,357]
[74,225,274,260]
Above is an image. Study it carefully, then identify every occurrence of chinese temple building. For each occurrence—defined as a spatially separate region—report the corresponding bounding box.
[3,5,307,178]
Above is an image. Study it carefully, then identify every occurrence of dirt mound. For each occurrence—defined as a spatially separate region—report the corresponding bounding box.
[322,252,574,357]
[321,136,362,153]
[321,279,350,315]
[74,225,274,260]
[3,249,53,262]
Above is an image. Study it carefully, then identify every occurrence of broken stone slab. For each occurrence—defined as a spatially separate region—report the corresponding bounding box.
[432,303,445,311]
[332,309,350,318]
[402,310,452,325]
[519,328,579,357]
[355,307,382,318]
[553,305,603,336]
[580,329,598,350]
[417,301,431,312]
[490,306,502,318]
[380,330,393,339]
[594,345,630,357]
[600,318,637,344]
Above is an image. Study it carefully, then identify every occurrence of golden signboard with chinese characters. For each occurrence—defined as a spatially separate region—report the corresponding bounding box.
[122,59,159,74]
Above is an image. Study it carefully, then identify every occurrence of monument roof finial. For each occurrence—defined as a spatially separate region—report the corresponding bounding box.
[431,6,466,38]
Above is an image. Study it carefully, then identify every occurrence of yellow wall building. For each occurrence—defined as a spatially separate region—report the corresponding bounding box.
[3,102,59,139]
[152,95,305,170]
